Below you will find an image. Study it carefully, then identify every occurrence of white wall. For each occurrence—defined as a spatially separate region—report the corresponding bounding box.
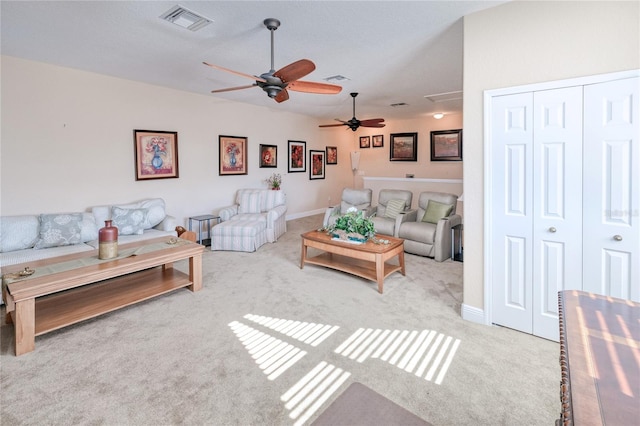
[463,1,640,312]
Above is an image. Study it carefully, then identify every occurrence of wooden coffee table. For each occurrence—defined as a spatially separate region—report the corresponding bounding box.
[1,237,204,356]
[300,230,405,293]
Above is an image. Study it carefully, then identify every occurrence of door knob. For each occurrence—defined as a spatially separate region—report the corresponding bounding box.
[549,227,557,233]
[613,235,623,241]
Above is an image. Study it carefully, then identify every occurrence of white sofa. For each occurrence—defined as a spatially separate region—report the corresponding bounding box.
[0,198,177,268]
[213,189,287,252]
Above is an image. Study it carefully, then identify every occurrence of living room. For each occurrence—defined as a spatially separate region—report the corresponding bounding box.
[2,1,638,425]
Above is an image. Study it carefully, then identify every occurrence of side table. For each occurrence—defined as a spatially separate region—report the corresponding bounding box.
[188,214,220,247]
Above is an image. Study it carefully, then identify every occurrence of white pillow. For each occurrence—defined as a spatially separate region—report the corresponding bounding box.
[0,215,40,252]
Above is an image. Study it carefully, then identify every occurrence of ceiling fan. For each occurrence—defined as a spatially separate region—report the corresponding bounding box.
[203,18,342,103]
[319,92,386,131]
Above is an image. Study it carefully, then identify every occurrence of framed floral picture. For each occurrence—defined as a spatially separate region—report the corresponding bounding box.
[390,132,418,161]
[288,140,306,173]
[259,144,277,168]
[133,129,179,180]
[219,135,248,175]
[372,134,384,148]
[309,150,325,180]
[326,146,337,165]
[430,129,463,161]
[359,136,371,148]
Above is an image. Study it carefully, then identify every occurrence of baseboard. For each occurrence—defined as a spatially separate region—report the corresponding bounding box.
[461,303,487,325]
[286,208,326,221]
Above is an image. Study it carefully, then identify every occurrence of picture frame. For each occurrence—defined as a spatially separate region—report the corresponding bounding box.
[372,134,384,148]
[259,144,277,168]
[219,135,248,176]
[309,150,325,180]
[430,129,463,161]
[359,136,371,149]
[288,140,306,173]
[390,132,418,161]
[133,129,179,180]
[326,146,337,165]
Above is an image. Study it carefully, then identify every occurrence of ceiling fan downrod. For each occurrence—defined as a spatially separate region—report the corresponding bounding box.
[264,18,280,73]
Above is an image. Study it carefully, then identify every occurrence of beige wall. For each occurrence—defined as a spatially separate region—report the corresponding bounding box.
[463,1,640,312]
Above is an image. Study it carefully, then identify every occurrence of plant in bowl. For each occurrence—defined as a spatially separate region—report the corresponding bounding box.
[266,173,282,190]
[328,207,375,242]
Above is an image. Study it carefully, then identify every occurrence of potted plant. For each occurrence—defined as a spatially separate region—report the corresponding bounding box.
[328,207,375,242]
[266,173,282,190]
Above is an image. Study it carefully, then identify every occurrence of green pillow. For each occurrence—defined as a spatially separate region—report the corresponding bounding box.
[422,200,453,224]
[383,199,406,219]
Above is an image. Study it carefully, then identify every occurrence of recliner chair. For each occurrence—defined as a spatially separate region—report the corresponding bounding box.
[397,191,461,261]
[370,189,413,237]
[323,188,374,228]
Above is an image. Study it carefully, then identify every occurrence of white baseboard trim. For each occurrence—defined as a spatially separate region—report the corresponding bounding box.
[286,208,326,221]
[461,304,487,325]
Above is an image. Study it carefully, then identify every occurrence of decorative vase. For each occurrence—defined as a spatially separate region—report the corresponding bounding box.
[151,153,163,169]
[98,220,118,260]
[229,151,237,167]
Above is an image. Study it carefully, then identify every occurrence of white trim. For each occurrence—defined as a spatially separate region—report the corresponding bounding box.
[286,208,326,221]
[363,177,463,184]
[461,304,487,325]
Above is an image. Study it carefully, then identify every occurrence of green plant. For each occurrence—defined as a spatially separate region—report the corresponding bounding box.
[266,173,282,189]
[330,207,375,238]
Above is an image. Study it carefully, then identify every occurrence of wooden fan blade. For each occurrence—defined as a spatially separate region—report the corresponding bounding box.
[287,80,342,94]
[273,59,315,83]
[274,89,289,103]
[319,123,347,128]
[359,118,386,128]
[360,122,386,128]
[211,84,257,94]
[203,61,267,83]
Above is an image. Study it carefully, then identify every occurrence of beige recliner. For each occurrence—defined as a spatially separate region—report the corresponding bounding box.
[323,188,374,228]
[397,191,461,261]
[370,189,413,237]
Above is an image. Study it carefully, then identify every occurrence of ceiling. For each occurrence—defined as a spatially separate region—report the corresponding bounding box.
[1,1,506,122]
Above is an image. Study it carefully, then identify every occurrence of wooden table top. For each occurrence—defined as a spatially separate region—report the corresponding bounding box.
[301,230,404,253]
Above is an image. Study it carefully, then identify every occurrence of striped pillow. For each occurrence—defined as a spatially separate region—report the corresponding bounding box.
[239,192,262,214]
[384,199,406,219]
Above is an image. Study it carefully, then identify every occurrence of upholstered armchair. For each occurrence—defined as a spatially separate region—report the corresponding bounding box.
[323,188,374,228]
[370,189,413,237]
[397,191,461,262]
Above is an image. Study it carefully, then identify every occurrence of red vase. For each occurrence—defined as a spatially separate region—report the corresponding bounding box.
[98,220,118,259]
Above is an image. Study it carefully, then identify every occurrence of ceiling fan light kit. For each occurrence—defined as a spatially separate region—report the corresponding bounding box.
[204,18,341,103]
[319,92,386,132]
[433,112,445,119]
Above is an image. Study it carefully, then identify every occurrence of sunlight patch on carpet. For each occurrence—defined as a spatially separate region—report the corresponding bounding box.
[334,328,461,385]
[229,321,307,381]
[280,361,351,426]
[243,314,340,346]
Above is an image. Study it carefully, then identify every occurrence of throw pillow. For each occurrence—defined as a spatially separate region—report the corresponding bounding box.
[34,213,83,249]
[383,199,406,219]
[422,200,454,224]
[111,207,148,235]
[238,192,262,214]
[0,215,40,252]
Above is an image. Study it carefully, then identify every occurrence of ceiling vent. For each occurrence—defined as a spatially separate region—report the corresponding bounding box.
[160,5,212,32]
[324,75,350,82]
[390,102,408,107]
[424,91,463,103]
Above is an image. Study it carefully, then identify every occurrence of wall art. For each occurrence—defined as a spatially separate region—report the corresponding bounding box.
[288,140,306,173]
[390,132,418,161]
[359,136,371,149]
[259,144,277,168]
[219,135,248,175]
[372,134,384,148]
[326,146,337,165]
[309,150,325,180]
[430,129,463,161]
[133,129,179,180]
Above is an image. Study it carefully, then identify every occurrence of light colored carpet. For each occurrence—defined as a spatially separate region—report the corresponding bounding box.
[1,214,559,425]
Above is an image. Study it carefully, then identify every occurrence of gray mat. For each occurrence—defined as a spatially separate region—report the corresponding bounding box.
[312,382,432,426]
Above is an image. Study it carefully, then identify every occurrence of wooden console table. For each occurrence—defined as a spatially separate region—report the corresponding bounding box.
[300,230,405,294]
[557,290,640,425]
[2,237,204,356]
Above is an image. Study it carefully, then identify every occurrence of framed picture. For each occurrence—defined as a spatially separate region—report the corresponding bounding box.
[326,146,337,165]
[390,132,418,161]
[259,144,277,168]
[359,136,371,148]
[372,134,384,148]
[219,135,248,176]
[431,129,463,161]
[133,129,179,180]
[288,140,306,173]
[309,150,325,180]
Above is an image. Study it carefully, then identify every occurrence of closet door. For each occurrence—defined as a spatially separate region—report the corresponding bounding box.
[531,87,583,341]
[583,77,640,301]
[490,93,534,335]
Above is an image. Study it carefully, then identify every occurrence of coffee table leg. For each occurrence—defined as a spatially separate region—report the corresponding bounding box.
[188,254,203,292]
[399,250,406,276]
[300,240,307,269]
[15,298,35,356]
[376,253,384,294]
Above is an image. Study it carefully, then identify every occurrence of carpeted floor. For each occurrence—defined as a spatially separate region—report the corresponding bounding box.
[1,214,560,425]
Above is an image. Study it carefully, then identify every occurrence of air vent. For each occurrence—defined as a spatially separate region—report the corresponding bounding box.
[424,91,463,103]
[324,75,350,82]
[390,102,408,107]
[160,5,212,32]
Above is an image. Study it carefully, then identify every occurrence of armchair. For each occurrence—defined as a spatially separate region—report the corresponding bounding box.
[397,191,461,262]
[370,189,413,237]
[322,188,374,228]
